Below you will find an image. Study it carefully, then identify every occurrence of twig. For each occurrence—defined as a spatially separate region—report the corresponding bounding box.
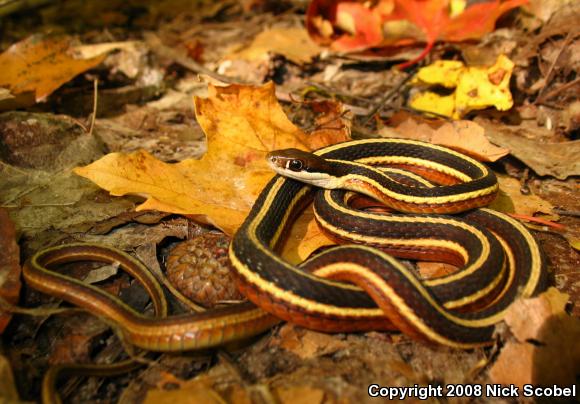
[553,208,580,218]
[143,32,250,85]
[535,31,576,104]
[536,77,580,105]
[0,296,84,316]
[303,81,375,105]
[508,213,566,230]
[362,70,416,126]
[88,79,98,136]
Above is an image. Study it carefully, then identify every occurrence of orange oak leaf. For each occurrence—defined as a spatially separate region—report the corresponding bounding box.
[307,0,528,66]
[75,83,337,260]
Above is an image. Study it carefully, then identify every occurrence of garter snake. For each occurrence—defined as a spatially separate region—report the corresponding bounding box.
[230,138,547,348]
[22,139,547,360]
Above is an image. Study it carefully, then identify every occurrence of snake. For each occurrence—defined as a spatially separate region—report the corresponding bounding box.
[22,139,547,379]
[229,138,546,347]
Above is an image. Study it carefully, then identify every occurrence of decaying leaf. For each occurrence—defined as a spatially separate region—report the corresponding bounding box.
[490,288,580,387]
[0,34,108,105]
[0,208,20,334]
[409,55,515,119]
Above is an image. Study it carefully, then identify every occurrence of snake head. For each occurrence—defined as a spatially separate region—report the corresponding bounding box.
[266,149,341,188]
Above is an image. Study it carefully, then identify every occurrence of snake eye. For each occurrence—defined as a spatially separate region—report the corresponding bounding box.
[288,159,303,171]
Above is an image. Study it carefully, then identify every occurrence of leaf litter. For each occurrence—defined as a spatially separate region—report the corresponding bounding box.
[0,1,579,402]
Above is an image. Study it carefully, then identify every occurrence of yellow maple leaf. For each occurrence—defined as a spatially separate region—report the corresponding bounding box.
[75,83,340,260]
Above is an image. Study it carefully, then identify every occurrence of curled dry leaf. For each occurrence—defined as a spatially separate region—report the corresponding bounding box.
[0,208,20,334]
[490,288,580,387]
[0,34,107,106]
[75,83,338,259]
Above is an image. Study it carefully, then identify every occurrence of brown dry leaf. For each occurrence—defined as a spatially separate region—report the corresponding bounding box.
[417,262,458,279]
[526,0,577,22]
[383,115,434,142]
[490,288,580,387]
[387,118,508,162]
[144,378,224,404]
[477,118,580,179]
[431,121,509,162]
[0,208,20,334]
[0,34,107,103]
[75,83,338,255]
[305,100,352,150]
[489,175,555,217]
[232,27,323,64]
[275,386,325,404]
[273,324,348,360]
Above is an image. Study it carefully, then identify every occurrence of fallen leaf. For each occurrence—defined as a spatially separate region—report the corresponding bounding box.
[489,175,555,217]
[0,208,20,334]
[477,118,580,179]
[431,121,509,162]
[409,55,515,119]
[0,34,108,104]
[275,385,325,404]
[74,83,336,249]
[145,378,224,404]
[526,0,576,22]
[281,208,335,264]
[386,117,508,162]
[306,0,527,66]
[382,112,436,141]
[231,27,323,64]
[417,262,458,279]
[272,324,348,360]
[490,288,580,387]
[304,99,352,150]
